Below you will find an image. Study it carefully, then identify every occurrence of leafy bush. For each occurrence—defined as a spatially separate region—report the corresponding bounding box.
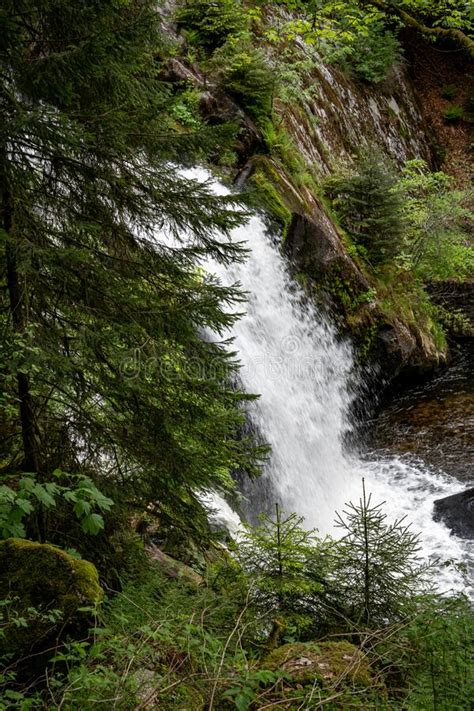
[326,156,474,278]
[402,595,474,709]
[170,88,203,129]
[374,594,474,711]
[344,23,401,84]
[397,159,474,281]
[0,471,113,539]
[176,0,247,52]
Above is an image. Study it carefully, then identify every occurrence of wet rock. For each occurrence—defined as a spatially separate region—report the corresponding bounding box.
[377,320,418,371]
[163,57,201,85]
[434,488,474,539]
[0,538,103,658]
[285,211,369,292]
[285,212,439,378]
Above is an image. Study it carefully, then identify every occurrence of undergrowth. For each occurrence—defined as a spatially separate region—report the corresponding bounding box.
[2,495,471,710]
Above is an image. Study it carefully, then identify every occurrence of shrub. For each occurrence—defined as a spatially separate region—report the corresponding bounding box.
[407,596,474,708]
[440,83,458,99]
[0,471,113,540]
[341,23,401,84]
[397,159,474,281]
[443,105,464,122]
[380,595,474,710]
[175,0,247,53]
[170,88,203,129]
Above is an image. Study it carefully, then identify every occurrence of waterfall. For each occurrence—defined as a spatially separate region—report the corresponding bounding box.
[188,169,471,595]
[210,210,358,533]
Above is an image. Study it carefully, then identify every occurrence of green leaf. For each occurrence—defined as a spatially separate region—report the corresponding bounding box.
[73,500,92,518]
[32,485,57,508]
[15,498,33,515]
[81,513,104,535]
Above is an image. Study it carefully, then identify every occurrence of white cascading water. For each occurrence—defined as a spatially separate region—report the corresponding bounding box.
[212,212,358,533]
[189,169,471,595]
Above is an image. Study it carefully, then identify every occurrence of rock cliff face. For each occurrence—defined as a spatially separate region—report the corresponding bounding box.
[249,60,446,378]
[272,43,433,177]
[282,206,441,379]
[161,8,472,381]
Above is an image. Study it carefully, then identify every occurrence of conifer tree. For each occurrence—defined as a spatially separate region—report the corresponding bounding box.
[0,0,263,536]
[325,152,405,264]
[331,482,430,627]
[238,505,330,640]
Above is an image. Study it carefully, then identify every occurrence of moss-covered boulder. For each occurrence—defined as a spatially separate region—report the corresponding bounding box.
[263,640,373,688]
[0,538,103,659]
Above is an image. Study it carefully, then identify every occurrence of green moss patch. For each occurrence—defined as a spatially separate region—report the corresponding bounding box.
[263,640,373,688]
[0,538,103,658]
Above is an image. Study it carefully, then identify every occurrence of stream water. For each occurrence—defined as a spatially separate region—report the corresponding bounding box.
[370,341,473,484]
[191,169,472,597]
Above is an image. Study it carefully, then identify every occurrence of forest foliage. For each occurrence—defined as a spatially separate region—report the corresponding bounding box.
[325,155,474,277]
[2,492,471,709]
[0,0,473,708]
[0,0,266,547]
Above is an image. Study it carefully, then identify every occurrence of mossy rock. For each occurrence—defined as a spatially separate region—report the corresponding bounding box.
[0,538,103,658]
[263,640,373,688]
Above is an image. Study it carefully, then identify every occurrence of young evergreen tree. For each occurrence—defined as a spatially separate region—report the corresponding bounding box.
[176,0,247,53]
[325,152,405,264]
[331,481,430,627]
[237,505,331,641]
[0,0,263,538]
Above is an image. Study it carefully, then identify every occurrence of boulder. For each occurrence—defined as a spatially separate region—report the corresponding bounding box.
[263,640,373,688]
[434,488,474,539]
[0,538,103,658]
[146,543,203,585]
[376,320,418,371]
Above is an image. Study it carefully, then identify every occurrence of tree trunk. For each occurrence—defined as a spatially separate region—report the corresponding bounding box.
[362,479,370,625]
[2,189,39,473]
